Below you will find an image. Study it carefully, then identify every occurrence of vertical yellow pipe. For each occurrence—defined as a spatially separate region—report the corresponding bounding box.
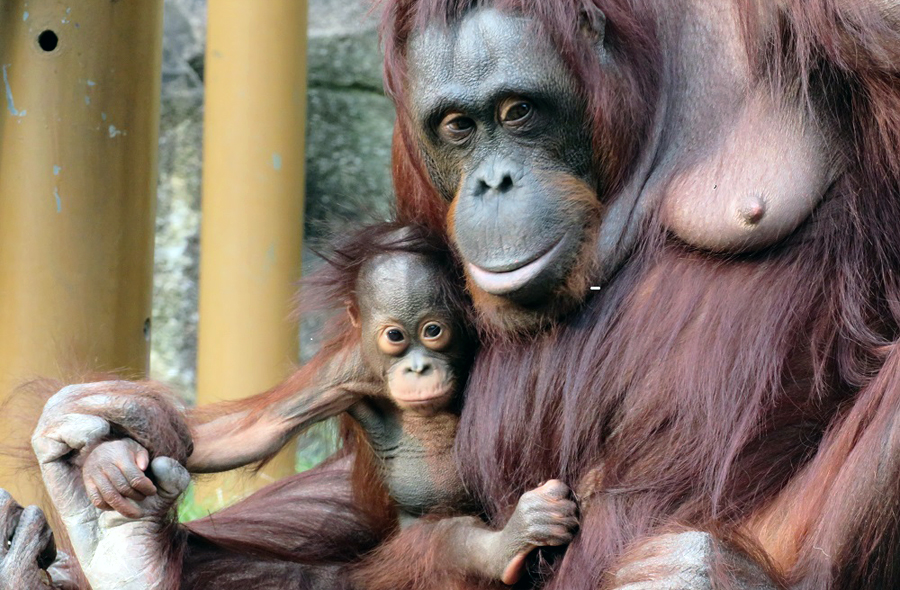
[195,0,308,508]
[0,1,164,505]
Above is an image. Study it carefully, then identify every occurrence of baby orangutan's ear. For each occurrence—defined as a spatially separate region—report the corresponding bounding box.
[346,299,361,328]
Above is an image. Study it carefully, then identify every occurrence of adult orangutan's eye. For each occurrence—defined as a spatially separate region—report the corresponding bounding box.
[439,113,476,143]
[500,98,534,127]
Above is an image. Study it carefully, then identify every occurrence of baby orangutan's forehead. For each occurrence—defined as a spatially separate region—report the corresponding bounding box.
[356,253,447,323]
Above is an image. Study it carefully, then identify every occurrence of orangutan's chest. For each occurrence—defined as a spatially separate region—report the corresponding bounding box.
[368,412,473,517]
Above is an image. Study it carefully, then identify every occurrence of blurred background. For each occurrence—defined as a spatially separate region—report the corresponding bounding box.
[155,0,394,512]
[0,0,395,514]
[154,0,393,393]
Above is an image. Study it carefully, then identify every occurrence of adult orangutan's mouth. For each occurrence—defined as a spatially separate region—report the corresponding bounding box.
[467,235,569,296]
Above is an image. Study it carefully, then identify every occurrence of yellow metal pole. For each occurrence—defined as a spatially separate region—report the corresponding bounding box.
[0,1,164,505]
[195,0,308,509]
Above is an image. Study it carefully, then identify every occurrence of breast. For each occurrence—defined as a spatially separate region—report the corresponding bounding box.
[662,89,839,253]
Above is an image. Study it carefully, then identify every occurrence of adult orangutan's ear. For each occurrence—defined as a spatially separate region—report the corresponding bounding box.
[580,6,606,48]
[346,300,361,328]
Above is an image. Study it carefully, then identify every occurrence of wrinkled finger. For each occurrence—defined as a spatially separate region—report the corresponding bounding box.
[551,500,579,517]
[104,463,149,502]
[150,457,190,501]
[526,512,570,527]
[117,450,157,497]
[0,490,24,558]
[536,479,571,500]
[533,514,579,532]
[529,500,578,518]
[33,414,110,464]
[84,476,113,511]
[526,507,579,526]
[8,506,55,567]
[527,521,574,543]
[42,383,93,413]
[128,440,151,473]
[94,474,142,519]
[538,525,575,546]
[557,515,580,531]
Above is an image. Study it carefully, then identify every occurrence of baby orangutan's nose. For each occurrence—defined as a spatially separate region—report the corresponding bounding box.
[404,351,434,376]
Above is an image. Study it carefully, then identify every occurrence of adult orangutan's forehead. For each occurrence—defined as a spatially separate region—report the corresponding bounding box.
[406,7,574,119]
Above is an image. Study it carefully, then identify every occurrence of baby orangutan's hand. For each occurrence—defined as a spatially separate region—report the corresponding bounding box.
[82,439,159,519]
[494,479,579,585]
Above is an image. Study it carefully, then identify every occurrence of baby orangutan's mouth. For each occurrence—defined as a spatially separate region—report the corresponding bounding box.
[391,381,455,414]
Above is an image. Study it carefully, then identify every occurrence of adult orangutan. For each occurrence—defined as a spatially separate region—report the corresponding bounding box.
[2,0,900,588]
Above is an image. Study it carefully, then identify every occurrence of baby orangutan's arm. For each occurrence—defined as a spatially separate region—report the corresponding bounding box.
[442,480,579,584]
[187,346,377,473]
[357,480,579,588]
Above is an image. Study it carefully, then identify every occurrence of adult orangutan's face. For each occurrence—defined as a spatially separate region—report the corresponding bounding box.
[406,8,605,331]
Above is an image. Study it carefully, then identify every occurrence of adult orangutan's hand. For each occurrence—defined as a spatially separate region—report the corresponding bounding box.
[32,388,190,590]
[31,382,193,466]
[0,488,78,589]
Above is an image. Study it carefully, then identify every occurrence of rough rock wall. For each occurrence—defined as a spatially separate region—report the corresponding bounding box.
[151,0,395,396]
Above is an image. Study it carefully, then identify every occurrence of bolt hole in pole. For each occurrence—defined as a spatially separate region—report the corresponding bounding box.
[38,30,59,52]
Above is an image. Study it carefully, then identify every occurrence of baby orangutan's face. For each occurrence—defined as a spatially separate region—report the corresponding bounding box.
[355,253,468,415]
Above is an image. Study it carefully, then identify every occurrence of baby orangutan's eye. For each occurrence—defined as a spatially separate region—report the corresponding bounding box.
[378,326,409,355]
[421,321,452,351]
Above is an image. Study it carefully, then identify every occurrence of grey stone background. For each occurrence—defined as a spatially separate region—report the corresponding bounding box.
[151,0,395,399]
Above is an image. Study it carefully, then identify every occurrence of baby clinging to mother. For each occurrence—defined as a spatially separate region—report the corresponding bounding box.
[3,0,899,588]
[26,223,580,590]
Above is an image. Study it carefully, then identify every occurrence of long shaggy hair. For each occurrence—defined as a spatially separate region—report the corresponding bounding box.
[379,1,900,589]
[10,2,899,589]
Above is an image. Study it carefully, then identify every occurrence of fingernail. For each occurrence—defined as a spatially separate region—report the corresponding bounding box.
[137,454,149,471]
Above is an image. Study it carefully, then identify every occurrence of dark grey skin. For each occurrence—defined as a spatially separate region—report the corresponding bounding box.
[0,490,73,590]
[410,9,599,312]
[402,4,832,588]
[408,5,834,328]
[0,1,849,586]
[15,251,578,589]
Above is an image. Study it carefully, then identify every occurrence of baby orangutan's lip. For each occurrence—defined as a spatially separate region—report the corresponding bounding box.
[393,386,453,404]
[392,383,455,413]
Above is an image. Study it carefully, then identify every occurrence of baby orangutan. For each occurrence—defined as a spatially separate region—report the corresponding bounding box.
[80,224,579,586]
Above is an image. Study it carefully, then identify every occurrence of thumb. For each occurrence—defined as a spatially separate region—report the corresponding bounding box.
[149,457,190,505]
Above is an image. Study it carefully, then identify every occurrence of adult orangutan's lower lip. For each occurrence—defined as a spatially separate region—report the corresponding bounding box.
[468,236,567,295]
